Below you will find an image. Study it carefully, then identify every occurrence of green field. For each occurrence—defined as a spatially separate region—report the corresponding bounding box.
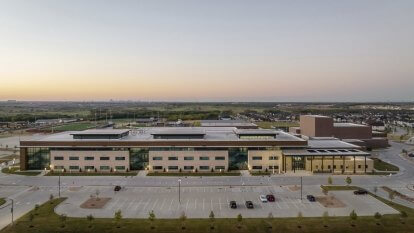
[1,193,413,233]
[1,167,41,176]
[48,122,96,131]
[373,158,399,171]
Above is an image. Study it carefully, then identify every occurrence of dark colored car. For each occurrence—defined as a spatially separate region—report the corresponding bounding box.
[245,201,254,209]
[266,194,275,202]
[114,185,122,191]
[408,153,414,157]
[354,189,368,195]
[306,195,316,202]
[229,201,237,209]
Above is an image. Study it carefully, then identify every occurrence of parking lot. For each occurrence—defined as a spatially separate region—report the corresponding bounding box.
[55,185,398,218]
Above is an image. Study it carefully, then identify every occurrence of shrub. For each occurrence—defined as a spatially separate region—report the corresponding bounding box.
[350,210,357,221]
[374,212,382,220]
[345,176,352,185]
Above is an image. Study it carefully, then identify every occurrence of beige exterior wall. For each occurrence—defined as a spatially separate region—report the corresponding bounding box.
[148,150,228,172]
[283,156,373,174]
[248,150,282,173]
[50,150,129,172]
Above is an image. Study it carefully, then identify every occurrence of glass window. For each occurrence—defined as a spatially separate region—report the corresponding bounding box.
[215,166,225,170]
[168,166,178,170]
[100,166,110,170]
[54,166,64,169]
[252,156,262,160]
[168,157,178,160]
[183,166,194,170]
[199,166,210,170]
[153,166,163,170]
[268,166,279,169]
[152,157,163,160]
[199,156,209,160]
[115,166,125,170]
[84,166,94,170]
[184,156,194,160]
[69,156,79,161]
[115,157,125,160]
[54,156,64,160]
[69,166,79,170]
[269,156,279,160]
[100,157,110,161]
[27,147,50,170]
[252,166,262,169]
[215,156,225,160]
[85,157,94,160]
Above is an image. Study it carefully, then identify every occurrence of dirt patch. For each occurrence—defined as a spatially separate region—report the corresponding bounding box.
[80,197,111,209]
[316,195,346,208]
[288,185,301,192]
[68,186,82,192]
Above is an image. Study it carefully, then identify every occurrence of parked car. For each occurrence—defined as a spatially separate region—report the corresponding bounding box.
[353,189,368,195]
[408,153,414,157]
[306,195,316,202]
[259,195,268,203]
[229,201,237,209]
[114,185,122,191]
[266,194,275,202]
[245,201,254,209]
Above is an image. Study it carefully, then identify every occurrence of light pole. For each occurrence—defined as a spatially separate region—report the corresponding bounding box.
[58,174,61,198]
[178,178,181,203]
[300,176,303,202]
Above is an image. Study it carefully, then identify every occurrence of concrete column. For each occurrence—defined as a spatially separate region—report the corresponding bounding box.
[353,156,356,174]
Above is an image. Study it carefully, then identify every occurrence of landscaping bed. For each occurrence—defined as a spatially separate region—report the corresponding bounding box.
[147,172,240,176]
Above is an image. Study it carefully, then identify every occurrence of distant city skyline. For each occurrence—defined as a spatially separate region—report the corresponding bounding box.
[1,0,414,102]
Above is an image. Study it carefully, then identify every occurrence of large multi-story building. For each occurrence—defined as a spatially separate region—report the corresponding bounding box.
[20,126,373,174]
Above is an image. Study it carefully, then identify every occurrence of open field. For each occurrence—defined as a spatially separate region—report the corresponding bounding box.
[46,122,96,132]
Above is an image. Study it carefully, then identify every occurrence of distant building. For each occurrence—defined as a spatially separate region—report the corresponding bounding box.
[291,115,388,149]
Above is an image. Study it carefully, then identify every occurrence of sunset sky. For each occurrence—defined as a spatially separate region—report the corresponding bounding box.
[1,0,413,102]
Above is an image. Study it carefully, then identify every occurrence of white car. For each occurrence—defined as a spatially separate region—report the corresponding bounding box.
[259,195,268,203]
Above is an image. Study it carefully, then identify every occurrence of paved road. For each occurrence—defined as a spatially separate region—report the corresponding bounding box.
[0,141,413,229]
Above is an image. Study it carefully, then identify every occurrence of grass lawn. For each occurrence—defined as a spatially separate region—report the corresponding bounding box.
[1,167,41,176]
[0,198,5,207]
[373,158,399,171]
[48,122,96,131]
[250,171,272,176]
[2,195,413,233]
[256,121,299,129]
[147,172,240,177]
[45,172,137,176]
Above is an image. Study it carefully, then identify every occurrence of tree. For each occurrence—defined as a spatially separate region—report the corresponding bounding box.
[148,210,156,229]
[350,210,358,224]
[345,176,352,186]
[237,213,243,228]
[374,212,382,224]
[34,204,40,212]
[373,186,378,196]
[328,176,333,185]
[389,191,396,201]
[49,194,54,204]
[400,211,408,219]
[59,214,67,227]
[179,211,187,229]
[28,213,34,223]
[114,210,122,227]
[86,214,94,227]
[209,211,215,229]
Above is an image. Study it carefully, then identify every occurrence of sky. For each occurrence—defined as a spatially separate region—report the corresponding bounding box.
[0,0,413,102]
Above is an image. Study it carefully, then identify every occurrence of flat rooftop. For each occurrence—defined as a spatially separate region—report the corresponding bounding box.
[200,120,257,128]
[21,127,306,144]
[333,123,369,128]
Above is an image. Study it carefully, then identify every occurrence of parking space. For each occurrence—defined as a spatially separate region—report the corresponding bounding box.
[55,185,398,218]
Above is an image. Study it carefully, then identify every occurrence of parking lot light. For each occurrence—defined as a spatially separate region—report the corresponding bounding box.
[178,178,182,203]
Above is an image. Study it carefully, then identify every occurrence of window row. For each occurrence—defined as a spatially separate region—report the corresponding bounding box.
[251,156,279,161]
[54,166,126,170]
[152,156,225,161]
[251,165,280,169]
[53,156,125,161]
[152,165,226,170]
